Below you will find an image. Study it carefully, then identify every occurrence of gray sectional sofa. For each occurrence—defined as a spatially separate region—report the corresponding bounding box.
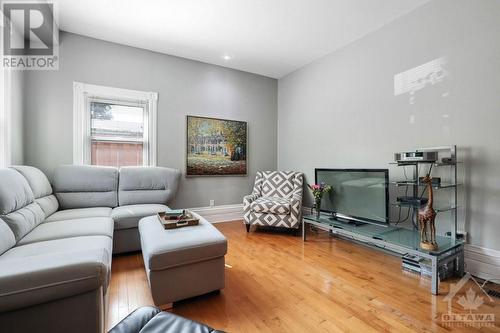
[0,165,180,333]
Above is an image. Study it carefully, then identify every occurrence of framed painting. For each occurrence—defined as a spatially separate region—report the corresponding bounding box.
[186,115,247,176]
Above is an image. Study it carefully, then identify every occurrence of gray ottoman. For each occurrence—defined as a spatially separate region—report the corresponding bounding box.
[138,213,227,309]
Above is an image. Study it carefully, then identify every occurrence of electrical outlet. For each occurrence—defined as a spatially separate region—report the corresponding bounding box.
[209,200,215,207]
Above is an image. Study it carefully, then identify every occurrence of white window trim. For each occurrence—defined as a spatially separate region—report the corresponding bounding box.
[73,82,158,166]
[0,69,11,168]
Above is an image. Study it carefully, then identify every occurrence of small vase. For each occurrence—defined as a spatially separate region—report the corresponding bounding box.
[315,199,322,219]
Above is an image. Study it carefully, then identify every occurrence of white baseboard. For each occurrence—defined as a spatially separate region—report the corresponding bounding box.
[465,244,500,282]
[190,204,243,223]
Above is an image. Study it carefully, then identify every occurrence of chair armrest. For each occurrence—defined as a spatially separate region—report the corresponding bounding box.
[243,193,261,213]
[0,248,110,312]
[290,195,302,217]
[108,306,161,333]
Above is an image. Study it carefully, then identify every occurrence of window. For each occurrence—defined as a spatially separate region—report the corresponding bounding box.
[90,101,145,167]
[73,82,157,167]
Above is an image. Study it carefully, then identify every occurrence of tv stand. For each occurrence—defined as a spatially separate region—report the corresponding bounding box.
[303,213,464,295]
[328,215,365,226]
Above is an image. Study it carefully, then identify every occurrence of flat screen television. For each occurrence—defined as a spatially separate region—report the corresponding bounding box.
[315,168,389,226]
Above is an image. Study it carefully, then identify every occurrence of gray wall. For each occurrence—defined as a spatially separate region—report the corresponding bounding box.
[278,0,500,250]
[24,32,277,208]
[10,69,24,165]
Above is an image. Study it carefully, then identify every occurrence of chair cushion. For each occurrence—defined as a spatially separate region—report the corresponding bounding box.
[139,311,220,333]
[111,204,168,230]
[44,207,112,222]
[0,219,15,255]
[250,196,291,214]
[108,306,224,333]
[139,214,227,271]
[53,165,119,209]
[17,217,114,246]
[108,306,161,333]
[118,167,181,206]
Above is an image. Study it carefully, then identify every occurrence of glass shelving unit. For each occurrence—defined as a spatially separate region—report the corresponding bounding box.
[302,146,465,295]
[390,145,460,242]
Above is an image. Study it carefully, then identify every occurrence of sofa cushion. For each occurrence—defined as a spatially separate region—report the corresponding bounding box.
[35,194,59,218]
[118,167,180,206]
[0,219,15,255]
[53,165,119,209]
[0,168,34,215]
[9,166,60,219]
[111,204,168,230]
[17,217,114,246]
[10,166,53,199]
[2,203,45,242]
[44,207,112,223]
[250,196,291,214]
[139,214,227,271]
[1,235,112,262]
[0,247,111,313]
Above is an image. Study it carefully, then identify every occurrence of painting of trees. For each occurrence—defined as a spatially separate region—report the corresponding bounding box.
[186,116,247,176]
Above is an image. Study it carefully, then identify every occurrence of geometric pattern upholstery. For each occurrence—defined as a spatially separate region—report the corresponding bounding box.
[250,196,291,214]
[243,171,303,229]
[260,171,296,198]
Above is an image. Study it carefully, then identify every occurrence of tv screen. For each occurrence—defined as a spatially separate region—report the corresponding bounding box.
[315,169,389,225]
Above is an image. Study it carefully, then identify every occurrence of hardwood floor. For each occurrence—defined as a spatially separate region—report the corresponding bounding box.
[107,221,500,332]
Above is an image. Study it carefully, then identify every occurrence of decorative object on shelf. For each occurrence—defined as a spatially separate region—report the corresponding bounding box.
[418,175,438,251]
[186,115,247,176]
[308,182,332,219]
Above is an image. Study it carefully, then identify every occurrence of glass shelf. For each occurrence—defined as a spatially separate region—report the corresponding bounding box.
[390,202,458,212]
[390,181,461,189]
[389,161,461,166]
[303,214,463,255]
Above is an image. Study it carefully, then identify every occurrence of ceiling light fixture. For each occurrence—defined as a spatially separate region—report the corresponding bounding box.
[223,54,232,61]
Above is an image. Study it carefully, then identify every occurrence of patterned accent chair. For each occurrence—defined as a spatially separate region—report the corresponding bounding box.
[243,171,304,231]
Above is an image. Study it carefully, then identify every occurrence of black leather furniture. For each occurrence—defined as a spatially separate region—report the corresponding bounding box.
[108,306,225,333]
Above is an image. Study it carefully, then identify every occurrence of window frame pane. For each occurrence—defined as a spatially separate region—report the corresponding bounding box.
[73,82,158,167]
[88,98,148,167]
[91,139,144,167]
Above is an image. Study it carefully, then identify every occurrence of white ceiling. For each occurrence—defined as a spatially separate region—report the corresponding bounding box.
[54,0,429,78]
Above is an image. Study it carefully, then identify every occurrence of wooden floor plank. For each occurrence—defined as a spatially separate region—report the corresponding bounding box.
[107,221,500,332]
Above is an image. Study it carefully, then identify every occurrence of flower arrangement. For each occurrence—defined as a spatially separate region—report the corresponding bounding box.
[308,182,332,218]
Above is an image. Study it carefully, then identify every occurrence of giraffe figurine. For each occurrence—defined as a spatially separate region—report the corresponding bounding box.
[418,174,438,251]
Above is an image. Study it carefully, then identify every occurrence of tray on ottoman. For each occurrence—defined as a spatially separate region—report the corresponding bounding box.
[157,210,199,229]
[139,213,227,309]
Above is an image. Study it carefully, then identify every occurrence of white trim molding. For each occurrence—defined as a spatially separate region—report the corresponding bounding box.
[190,204,244,223]
[465,244,500,282]
[73,82,158,166]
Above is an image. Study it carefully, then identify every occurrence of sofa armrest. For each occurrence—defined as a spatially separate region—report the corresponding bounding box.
[0,248,110,312]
